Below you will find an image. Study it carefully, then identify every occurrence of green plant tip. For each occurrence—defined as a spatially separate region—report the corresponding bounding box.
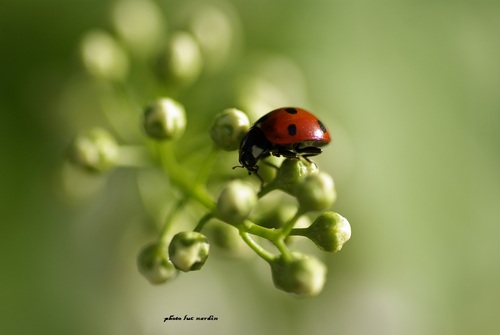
[270,252,327,297]
[216,180,257,225]
[274,159,316,195]
[305,212,351,252]
[156,31,203,85]
[143,98,187,140]
[295,172,336,212]
[111,0,165,57]
[210,108,250,151]
[168,232,210,272]
[137,241,178,284]
[80,30,129,81]
[67,127,119,173]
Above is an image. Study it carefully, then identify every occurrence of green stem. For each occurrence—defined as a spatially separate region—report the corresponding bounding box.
[159,198,187,243]
[195,146,220,185]
[272,210,304,260]
[239,219,293,261]
[156,141,215,210]
[274,239,292,261]
[240,232,274,262]
[277,210,304,240]
[193,213,213,232]
[289,227,307,236]
[240,219,279,241]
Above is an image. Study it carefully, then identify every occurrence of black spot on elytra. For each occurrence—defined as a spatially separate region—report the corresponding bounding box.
[284,108,298,114]
[318,120,327,133]
[287,124,297,136]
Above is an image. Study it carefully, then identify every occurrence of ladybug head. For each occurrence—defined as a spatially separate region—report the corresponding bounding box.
[238,149,259,175]
[236,127,270,175]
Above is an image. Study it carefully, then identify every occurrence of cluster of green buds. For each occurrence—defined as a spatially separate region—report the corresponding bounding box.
[68,100,351,297]
[64,0,351,297]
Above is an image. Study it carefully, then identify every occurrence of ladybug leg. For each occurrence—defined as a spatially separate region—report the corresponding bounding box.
[302,156,316,166]
[294,146,323,167]
[244,164,265,188]
[253,170,265,189]
[244,164,264,189]
[294,146,323,157]
[273,148,299,159]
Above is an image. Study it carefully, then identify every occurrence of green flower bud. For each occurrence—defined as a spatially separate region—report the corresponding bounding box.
[273,159,317,195]
[142,98,186,140]
[295,172,336,212]
[217,180,257,225]
[80,30,129,81]
[67,128,119,173]
[168,232,210,272]
[270,252,327,297]
[111,0,166,58]
[187,4,238,73]
[304,212,351,252]
[137,241,177,284]
[210,108,250,151]
[156,31,203,85]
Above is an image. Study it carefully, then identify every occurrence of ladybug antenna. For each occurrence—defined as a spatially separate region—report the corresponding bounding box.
[232,165,244,170]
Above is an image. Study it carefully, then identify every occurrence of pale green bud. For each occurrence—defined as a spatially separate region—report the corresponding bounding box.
[304,212,351,252]
[111,0,166,58]
[217,180,257,225]
[142,98,186,140]
[156,31,203,85]
[67,128,119,173]
[295,172,336,212]
[168,232,210,272]
[274,159,317,195]
[137,241,177,284]
[210,108,250,151]
[270,252,327,297]
[80,30,129,81]
[187,4,238,73]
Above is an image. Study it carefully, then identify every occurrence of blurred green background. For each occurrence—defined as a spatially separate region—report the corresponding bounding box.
[1,0,500,334]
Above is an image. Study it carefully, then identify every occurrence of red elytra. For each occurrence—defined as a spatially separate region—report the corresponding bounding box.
[255,107,331,145]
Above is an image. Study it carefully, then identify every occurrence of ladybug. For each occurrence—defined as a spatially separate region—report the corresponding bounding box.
[237,107,331,176]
